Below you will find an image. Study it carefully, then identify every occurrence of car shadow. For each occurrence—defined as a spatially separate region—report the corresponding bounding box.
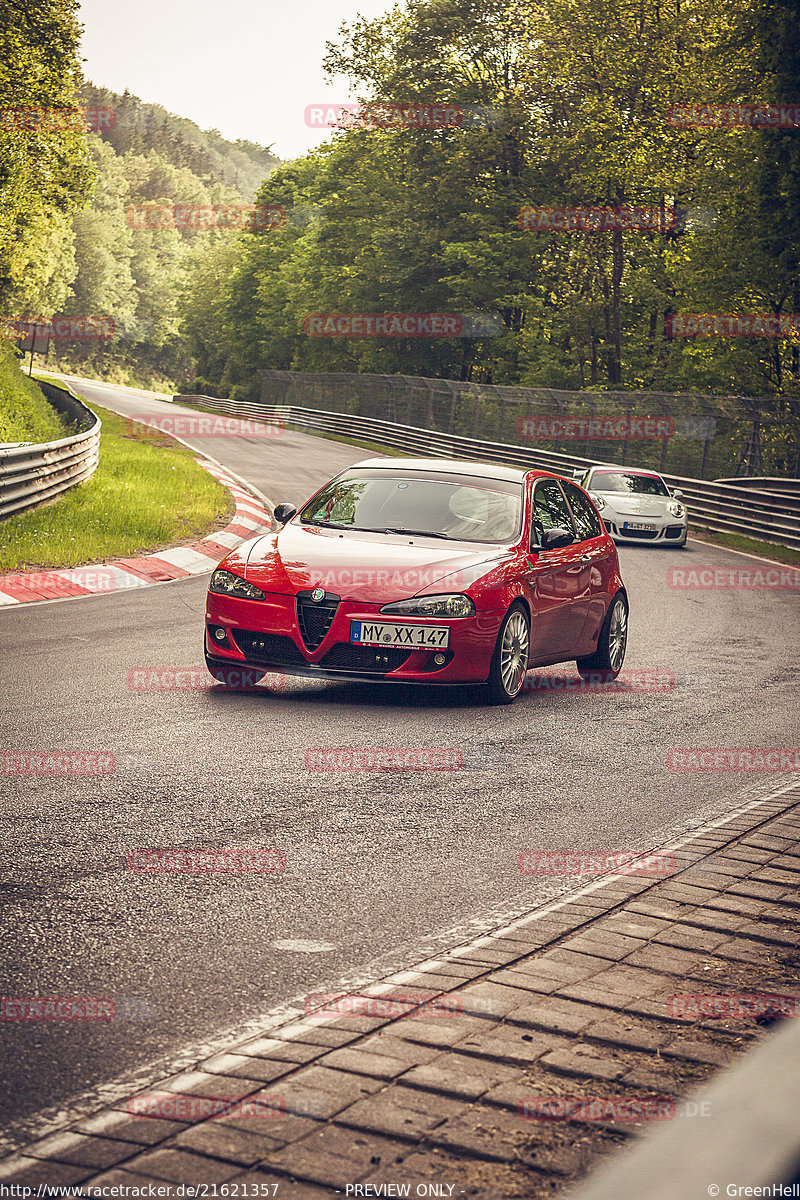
[206,678,491,709]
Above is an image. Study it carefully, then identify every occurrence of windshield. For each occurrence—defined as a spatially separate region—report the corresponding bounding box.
[299,471,523,544]
[590,471,669,497]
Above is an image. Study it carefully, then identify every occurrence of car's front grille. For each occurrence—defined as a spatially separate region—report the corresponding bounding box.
[296,591,340,650]
[319,644,412,673]
[228,628,411,676]
[231,630,305,666]
[622,527,659,540]
[664,525,684,539]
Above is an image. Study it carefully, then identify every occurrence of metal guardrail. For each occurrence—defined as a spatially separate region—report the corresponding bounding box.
[256,367,800,480]
[175,395,800,551]
[716,476,800,495]
[0,381,101,520]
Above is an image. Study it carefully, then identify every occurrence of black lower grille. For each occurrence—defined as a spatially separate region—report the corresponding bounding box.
[231,630,305,666]
[228,629,411,676]
[320,644,412,673]
[296,591,340,650]
[665,525,684,539]
[621,527,659,540]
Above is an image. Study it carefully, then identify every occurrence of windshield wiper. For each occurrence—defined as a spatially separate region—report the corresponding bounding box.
[304,520,385,532]
[379,527,453,540]
[303,519,354,529]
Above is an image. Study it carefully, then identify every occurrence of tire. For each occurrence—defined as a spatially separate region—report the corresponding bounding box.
[576,592,628,680]
[484,602,530,705]
[205,653,264,690]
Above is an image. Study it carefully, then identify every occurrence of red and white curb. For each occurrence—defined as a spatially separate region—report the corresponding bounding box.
[0,461,272,605]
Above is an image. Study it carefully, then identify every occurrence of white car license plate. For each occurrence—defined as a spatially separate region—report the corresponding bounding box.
[350,621,450,649]
[623,521,657,531]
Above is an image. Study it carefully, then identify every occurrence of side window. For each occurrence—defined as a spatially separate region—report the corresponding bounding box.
[532,479,574,545]
[562,481,603,541]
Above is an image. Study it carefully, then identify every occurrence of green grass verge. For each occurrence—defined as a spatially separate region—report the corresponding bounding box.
[688,526,800,567]
[0,342,66,443]
[0,400,234,572]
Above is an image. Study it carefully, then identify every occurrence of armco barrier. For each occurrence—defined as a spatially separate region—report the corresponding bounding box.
[174,394,800,550]
[0,381,100,519]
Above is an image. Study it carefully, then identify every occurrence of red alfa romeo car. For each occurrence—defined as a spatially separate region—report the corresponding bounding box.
[205,458,628,704]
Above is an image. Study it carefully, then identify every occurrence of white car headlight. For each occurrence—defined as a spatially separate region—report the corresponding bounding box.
[589,492,607,510]
[209,569,266,601]
[667,502,686,518]
[381,594,476,618]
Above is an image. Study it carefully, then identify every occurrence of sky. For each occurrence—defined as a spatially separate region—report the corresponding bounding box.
[77,0,396,161]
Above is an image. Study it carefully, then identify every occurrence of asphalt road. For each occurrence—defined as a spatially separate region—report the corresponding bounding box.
[2,376,799,1149]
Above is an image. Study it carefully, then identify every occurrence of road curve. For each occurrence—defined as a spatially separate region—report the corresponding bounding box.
[1,375,799,1147]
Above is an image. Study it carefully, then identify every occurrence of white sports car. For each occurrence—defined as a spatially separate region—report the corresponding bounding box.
[572,465,688,547]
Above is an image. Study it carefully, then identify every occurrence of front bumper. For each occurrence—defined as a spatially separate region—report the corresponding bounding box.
[205,591,502,685]
[603,517,687,545]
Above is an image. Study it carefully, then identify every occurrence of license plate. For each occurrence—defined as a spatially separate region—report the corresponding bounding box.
[350,621,450,649]
[623,521,657,531]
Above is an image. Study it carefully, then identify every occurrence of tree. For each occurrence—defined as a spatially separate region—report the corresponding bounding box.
[0,0,94,315]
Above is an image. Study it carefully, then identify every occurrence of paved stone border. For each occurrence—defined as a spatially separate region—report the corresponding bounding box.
[0,460,272,605]
[1,780,799,1196]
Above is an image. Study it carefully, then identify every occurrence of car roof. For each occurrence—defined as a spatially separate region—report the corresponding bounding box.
[587,464,663,478]
[351,457,548,484]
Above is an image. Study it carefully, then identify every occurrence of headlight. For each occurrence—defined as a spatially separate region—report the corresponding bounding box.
[667,502,686,518]
[589,492,607,510]
[209,569,265,601]
[380,593,476,618]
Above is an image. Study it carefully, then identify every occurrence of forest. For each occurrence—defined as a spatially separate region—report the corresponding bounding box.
[1,0,799,405]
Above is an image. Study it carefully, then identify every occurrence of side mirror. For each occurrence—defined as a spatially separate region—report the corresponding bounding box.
[672,488,684,499]
[541,526,574,550]
[272,502,297,526]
